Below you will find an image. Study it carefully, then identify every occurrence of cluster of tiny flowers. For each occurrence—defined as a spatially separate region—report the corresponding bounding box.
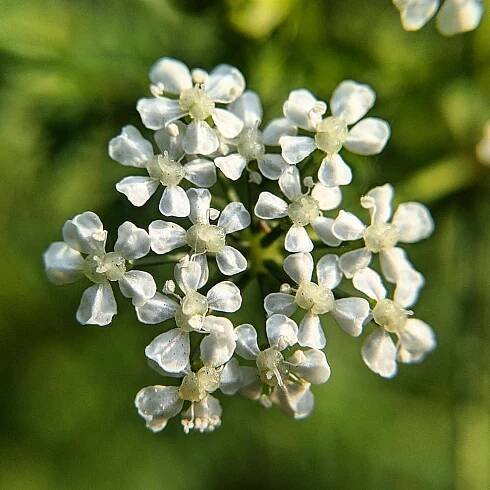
[393,0,484,35]
[43,57,437,434]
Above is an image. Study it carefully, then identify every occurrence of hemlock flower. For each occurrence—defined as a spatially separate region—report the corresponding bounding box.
[43,212,156,326]
[137,57,245,155]
[109,122,216,217]
[149,188,251,277]
[214,90,296,181]
[135,365,228,433]
[234,316,331,419]
[264,252,370,348]
[393,0,484,36]
[279,83,390,182]
[331,183,433,305]
[137,258,240,374]
[254,166,343,252]
[352,267,436,378]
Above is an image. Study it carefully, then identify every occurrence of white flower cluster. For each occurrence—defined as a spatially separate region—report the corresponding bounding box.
[43,57,437,434]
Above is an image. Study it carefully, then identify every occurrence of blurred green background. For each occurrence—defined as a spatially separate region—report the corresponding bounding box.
[1,0,489,488]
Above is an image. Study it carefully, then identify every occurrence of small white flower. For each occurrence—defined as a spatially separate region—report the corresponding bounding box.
[393,0,484,36]
[214,90,296,181]
[254,166,342,252]
[135,365,225,433]
[233,317,330,418]
[476,121,490,166]
[353,267,436,378]
[109,123,217,217]
[331,183,433,304]
[264,252,370,347]
[279,83,390,182]
[137,258,240,374]
[148,188,251,276]
[43,212,156,326]
[137,57,246,155]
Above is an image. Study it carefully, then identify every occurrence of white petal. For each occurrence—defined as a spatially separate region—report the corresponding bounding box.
[234,323,260,360]
[266,314,298,350]
[62,211,106,254]
[311,183,342,211]
[44,242,84,285]
[285,225,313,253]
[279,165,302,201]
[361,329,398,378]
[187,188,212,225]
[76,283,117,326]
[183,120,219,155]
[207,281,242,312]
[228,90,262,127]
[154,121,186,160]
[216,246,247,275]
[217,201,251,234]
[192,253,209,289]
[316,254,342,289]
[398,318,436,363]
[297,314,326,349]
[331,210,366,241]
[283,252,314,284]
[212,108,244,139]
[264,293,297,317]
[137,97,185,130]
[135,292,178,324]
[174,259,202,294]
[257,154,289,180]
[436,0,483,36]
[331,297,370,337]
[200,331,236,368]
[214,153,247,180]
[108,125,154,168]
[392,202,434,243]
[205,64,245,103]
[344,118,390,156]
[262,117,297,146]
[280,135,316,164]
[330,80,376,125]
[145,329,190,373]
[282,89,326,130]
[184,159,217,187]
[394,267,425,309]
[134,385,183,432]
[149,57,192,94]
[311,217,342,246]
[288,348,331,383]
[148,220,187,254]
[254,192,288,219]
[159,185,190,218]
[114,221,150,260]
[393,0,439,31]
[220,359,244,395]
[318,154,352,187]
[116,176,159,207]
[339,248,372,278]
[270,380,315,419]
[118,270,157,307]
[379,247,412,283]
[352,267,387,301]
[360,183,394,224]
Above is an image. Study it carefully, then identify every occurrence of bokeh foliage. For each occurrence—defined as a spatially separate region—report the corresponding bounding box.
[0,0,489,488]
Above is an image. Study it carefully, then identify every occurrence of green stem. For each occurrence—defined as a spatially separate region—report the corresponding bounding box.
[129,253,183,268]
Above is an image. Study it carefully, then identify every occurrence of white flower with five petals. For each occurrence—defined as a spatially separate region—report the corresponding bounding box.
[137,57,245,155]
[149,188,251,277]
[393,0,484,36]
[264,252,370,348]
[43,212,156,326]
[254,166,343,252]
[279,83,390,186]
[109,123,216,217]
[353,267,436,378]
[331,183,434,305]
